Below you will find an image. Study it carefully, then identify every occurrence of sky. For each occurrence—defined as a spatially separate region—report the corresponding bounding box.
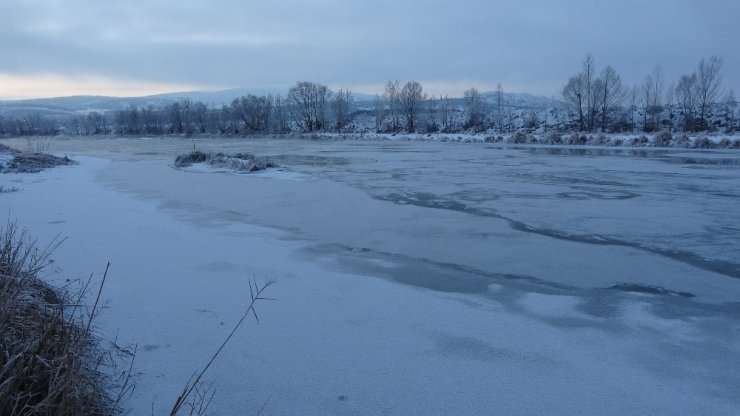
[1,0,738,100]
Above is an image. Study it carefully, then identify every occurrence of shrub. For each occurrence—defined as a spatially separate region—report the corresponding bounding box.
[653,131,672,147]
[693,136,714,149]
[1,152,75,173]
[567,134,587,145]
[630,136,649,147]
[672,134,690,148]
[717,138,733,148]
[174,151,278,172]
[511,131,528,144]
[0,223,126,416]
[594,134,609,145]
[174,150,208,167]
[542,131,562,145]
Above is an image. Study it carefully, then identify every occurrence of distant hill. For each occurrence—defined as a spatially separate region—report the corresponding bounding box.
[0,88,560,118]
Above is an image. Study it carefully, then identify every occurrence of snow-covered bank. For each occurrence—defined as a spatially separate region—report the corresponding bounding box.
[2,140,740,415]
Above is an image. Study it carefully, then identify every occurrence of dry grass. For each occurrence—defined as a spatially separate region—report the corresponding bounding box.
[0,222,126,416]
[1,153,75,174]
[174,151,278,173]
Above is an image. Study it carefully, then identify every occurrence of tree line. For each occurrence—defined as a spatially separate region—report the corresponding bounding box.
[0,56,737,138]
[562,54,733,133]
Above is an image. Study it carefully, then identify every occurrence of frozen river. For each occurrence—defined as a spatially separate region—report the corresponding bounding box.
[95,137,740,300]
[3,136,740,415]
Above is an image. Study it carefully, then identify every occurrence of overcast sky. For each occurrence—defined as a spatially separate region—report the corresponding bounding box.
[1,0,738,99]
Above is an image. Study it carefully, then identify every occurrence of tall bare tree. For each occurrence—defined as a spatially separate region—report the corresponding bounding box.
[641,64,663,131]
[288,81,330,132]
[695,55,723,127]
[373,94,385,132]
[627,85,638,132]
[193,101,208,133]
[231,95,273,133]
[463,87,484,131]
[331,89,354,132]
[665,83,676,132]
[563,74,586,131]
[166,102,183,134]
[273,95,289,133]
[582,54,598,131]
[438,95,454,132]
[400,81,424,132]
[676,73,697,131]
[725,89,736,132]
[85,112,107,135]
[383,80,401,132]
[180,99,195,135]
[495,83,504,132]
[597,65,623,131]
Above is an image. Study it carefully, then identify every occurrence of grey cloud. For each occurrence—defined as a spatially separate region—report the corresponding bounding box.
[1,0,738,96]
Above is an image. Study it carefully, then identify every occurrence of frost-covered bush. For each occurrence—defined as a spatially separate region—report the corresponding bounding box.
[567,134,587,145]
[174,151,278,172]
[174,150,208,167]
[673,134,690,148]
[593,134,609,145]
[718,138,733,148]
[734,139,740,149]
[653,131,672,147]
[0,223,125,416]
[511,131,528,144]
[542,131,562,145]
[630,136,649,147]
[484,135,496,143]
[693,136,714,149]
[612,138,623,147]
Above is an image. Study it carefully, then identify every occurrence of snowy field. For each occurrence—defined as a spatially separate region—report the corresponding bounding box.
[2,136,740,415]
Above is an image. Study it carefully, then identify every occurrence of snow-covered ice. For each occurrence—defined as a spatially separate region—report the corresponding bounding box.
[1,137,740,415]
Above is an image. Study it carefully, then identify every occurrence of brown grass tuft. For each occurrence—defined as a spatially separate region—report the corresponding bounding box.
[0,222,124,416]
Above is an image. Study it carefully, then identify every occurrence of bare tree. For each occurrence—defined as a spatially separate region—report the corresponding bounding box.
[421,95,439,133]
[140,105,158,134]
[665,83,676,132]
[725,89,736,132]
[400,81,425,132]
[563,74,586,131]
[372,94,385,132]
[288,82,329,132]
[495,83,504,132]
[383,80,401,132]
[438,95,454,132]
[273,95,289,133]
[676,73,697,131]
[463,87,484,131]
[166,102,183,134]
[331,89,354,132]
[232,95,273,133]
[695,55,723,127]
[597,65,623,132]
[581,54,598,131]
[641,64,663,132]
[193,101,208,133]
[84,112,107,135]
[180,99,195,135]
[628,86,638,132]
[115,105,141,135]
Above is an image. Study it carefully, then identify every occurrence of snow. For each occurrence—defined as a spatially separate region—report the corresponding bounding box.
[2,137,740,415]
